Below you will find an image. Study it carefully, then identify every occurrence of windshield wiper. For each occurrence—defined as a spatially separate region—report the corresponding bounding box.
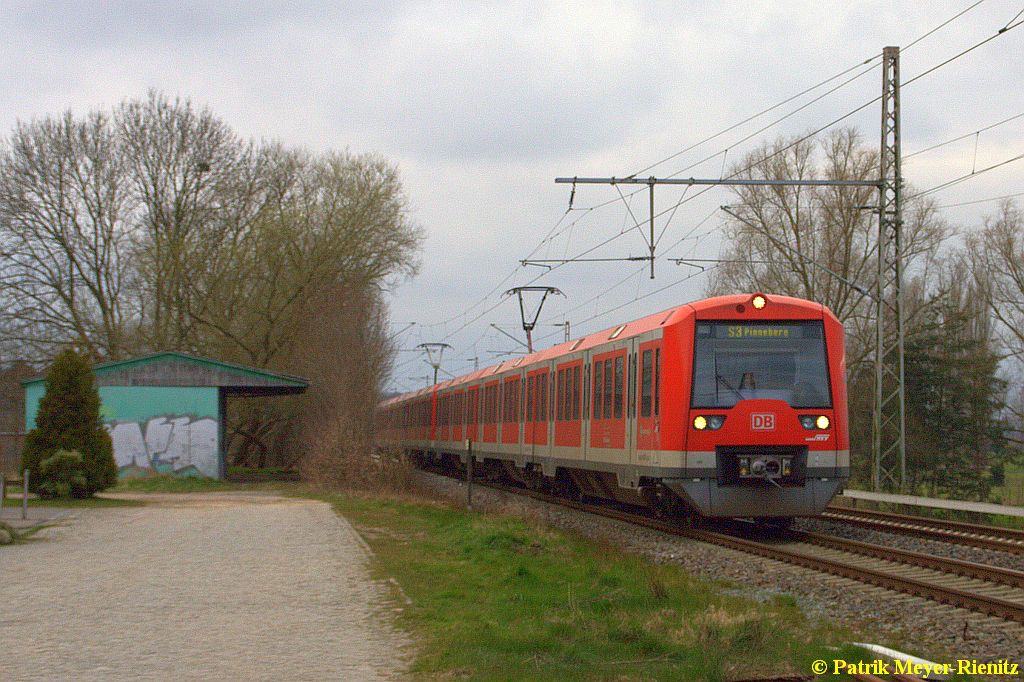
[716,374,744,401]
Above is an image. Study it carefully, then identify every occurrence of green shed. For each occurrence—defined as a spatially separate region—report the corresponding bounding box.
[23,352,308,479]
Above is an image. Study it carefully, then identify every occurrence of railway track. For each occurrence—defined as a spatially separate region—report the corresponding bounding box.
[458,476,1024,625]
[822,505,1024,556]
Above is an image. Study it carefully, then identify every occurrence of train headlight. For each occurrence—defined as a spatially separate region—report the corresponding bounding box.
[752,294,766,310]
[693,415,725,430]
[738,457,750,476]
[800,415,831,430]
[782,457,792,477]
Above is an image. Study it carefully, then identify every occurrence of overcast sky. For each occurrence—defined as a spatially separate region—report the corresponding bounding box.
[2,1,1022,391]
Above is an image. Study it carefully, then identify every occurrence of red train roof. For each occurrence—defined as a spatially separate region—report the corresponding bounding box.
[381,293,830,405]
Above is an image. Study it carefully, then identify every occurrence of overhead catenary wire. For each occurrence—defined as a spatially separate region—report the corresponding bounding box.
[908,150,1024,199]
[416,48,896,338]
[393,2,1011,387]
[905,111,1024,159]
[411,1,993,343]
[564,7,1024,254]
[935,190,1024,208]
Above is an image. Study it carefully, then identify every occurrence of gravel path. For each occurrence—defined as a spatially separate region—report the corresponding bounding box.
[0,491,409,681]
[414,471,1024,676]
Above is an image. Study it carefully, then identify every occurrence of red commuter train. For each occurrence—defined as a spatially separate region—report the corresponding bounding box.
[378,293,849,523]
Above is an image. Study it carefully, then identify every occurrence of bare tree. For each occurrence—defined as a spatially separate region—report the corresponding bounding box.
[0,93,424,477]
[0,111,133,360]
[969,200,1024,442]
[117,90,262,352]
[709,128,950,368]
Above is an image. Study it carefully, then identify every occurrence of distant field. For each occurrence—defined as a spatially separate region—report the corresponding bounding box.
[312,490,969,682]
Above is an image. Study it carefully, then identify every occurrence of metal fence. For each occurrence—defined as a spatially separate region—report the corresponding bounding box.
[0,432,25,476]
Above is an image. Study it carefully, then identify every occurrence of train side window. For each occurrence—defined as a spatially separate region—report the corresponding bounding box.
[572,365,580,420]
[557,369,564,421]
[614,356,624,418]
[539,373,547,422]
[527,376,535,422]
[641,350,653,417]
[513,378,520,422]
[654,348,661,417]
[592,361,603,419]
[508,380,515,422]
[603,358,613,418]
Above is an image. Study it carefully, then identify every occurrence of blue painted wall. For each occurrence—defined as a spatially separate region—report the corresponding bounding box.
[25,385,222,479]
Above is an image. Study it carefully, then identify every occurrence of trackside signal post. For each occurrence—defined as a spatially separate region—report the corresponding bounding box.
[554,46,906,491]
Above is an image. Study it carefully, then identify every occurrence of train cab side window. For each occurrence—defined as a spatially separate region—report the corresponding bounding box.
[593,361,603,419]
[603,358,613,418]
[654,348,661,417]
[566,369,572,421]
[566,368,573,421]
[641,350,653,417]
[614,356,624,419]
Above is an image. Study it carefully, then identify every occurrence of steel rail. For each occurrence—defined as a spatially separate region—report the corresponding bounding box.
[463,478,1024,624]
[822,506,1024,556]
[790,529,1024,590]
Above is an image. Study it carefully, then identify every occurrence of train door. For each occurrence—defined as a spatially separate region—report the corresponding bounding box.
[582,357,591,461]
[625,340,638,464]
[466,385,480,442]
[452,389,464,443]
[554,360,583,448]
[501,375,520,447]
[589,349,627,454]
[525,367,549,456]
[483,381,499,444]
[544,361,555,460]
[636,340,662,455]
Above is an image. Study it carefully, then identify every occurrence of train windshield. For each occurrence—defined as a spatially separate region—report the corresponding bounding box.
[691,321,831,408]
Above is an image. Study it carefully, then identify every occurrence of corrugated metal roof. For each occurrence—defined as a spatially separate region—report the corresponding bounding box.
[23,351,309,393]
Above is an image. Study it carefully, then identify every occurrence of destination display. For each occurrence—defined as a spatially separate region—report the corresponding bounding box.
[697,322,817,340]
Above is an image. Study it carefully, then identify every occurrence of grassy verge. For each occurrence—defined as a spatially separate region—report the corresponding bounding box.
[312,490,951,682]
[112,474,304,494]
[2,491,145,508]
[111,475,249,493]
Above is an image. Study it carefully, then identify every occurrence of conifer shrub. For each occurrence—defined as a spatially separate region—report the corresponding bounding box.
[21,349,117,497]
[36,450,88,499]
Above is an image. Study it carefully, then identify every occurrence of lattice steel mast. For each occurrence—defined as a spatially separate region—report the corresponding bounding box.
[873,46,906,491]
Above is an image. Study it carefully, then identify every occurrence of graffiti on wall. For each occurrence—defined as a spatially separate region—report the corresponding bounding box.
[107,416,218,478]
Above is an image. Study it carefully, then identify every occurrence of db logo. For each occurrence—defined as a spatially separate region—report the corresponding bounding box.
[751,413,775,431]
